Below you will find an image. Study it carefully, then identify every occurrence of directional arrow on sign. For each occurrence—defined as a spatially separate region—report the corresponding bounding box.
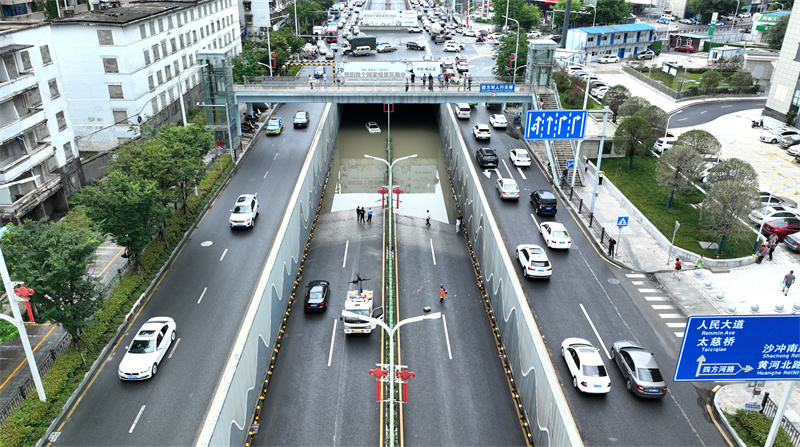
[695,355,753,377]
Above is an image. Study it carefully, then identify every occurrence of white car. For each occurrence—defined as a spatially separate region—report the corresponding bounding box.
[509,149,531,167]
[668,25,679,32]
[737,12,751,18]
[408,26,423,33]
[444,43,459,52]
[539,221,572,249]
[590,86,608,99]
[561,338,612,394]
[748,206,800,224]
[496,178,520,200]
[489,114,508,128]
[678,18,693,24]
[464,29,477,37]
[597,55,619,64]
[229,193,259,229]
[760,128,798,144]
[366,122,381,134]
[516,244,552,278]
[473,124,492,140]
[118,317,177,380]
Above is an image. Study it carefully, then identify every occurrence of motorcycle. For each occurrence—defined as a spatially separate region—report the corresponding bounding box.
[752,119,764,128]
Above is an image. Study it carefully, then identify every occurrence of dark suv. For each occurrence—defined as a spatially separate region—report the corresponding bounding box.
[476,148,498,168]
[406,41,426,50]
[530,190,558,215]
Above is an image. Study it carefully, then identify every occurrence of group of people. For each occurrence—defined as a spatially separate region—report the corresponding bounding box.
[355,206,372,223]
[755,233,780,264]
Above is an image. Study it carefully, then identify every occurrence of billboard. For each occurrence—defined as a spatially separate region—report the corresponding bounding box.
[339,61,441,82]
[361,10,418,26]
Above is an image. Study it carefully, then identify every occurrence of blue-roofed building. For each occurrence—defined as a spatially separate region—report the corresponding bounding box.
[564,23,660,63]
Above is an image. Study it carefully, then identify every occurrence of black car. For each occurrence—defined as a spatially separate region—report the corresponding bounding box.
[406,41,426,50]
[304,280,330,312]
[476,148,498,168]
[779,134,800,149]
[530,190,558,215]
[293,110,310,128]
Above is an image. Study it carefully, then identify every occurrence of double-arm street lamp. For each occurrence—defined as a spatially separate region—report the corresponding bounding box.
[178,63,208,127]
[503,16,520,84]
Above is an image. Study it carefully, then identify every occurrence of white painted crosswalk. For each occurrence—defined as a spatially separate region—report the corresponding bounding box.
[626,273,686,338]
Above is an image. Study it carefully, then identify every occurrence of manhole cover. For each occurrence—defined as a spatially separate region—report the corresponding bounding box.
[607,278,620,284]
[200,241,213,247]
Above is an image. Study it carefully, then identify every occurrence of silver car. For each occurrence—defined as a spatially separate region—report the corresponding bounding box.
[610,340,667,398]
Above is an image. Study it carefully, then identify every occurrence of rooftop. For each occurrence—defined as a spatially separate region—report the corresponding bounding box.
[572,23,657,35]
[51,0,196,26]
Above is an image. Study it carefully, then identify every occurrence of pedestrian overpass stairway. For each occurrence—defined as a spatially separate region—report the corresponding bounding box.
[538,88,585,187]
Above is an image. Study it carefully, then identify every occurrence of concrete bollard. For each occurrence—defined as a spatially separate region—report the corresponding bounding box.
[704,280,713,289]
[794,303,800,313]
[715,292,725,301]
[775,303,785,313]
[750,304,760,313]
[693,269,703,278]
[727,305,737,313]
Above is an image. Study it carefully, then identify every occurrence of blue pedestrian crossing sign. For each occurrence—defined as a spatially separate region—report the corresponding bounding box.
[566,160,575,169]
[616,217,629,227]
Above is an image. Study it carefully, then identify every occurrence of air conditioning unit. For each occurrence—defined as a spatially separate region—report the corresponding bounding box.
[63,8,75,16]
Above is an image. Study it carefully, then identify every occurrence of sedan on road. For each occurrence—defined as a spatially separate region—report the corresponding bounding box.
[473,124,492,140]
[509,149,531,167]
[366,122,381,134]
[674,45,695,52]
[637,50,656,60]
[406,41,426,50]
[377,43,397,53]
[293,110,310,128]
[229,193,259,229]
[118,317,177,380]
[515,244,552,278]
[539,221,572,249]
[266,117,283,135]
[598,55,619,63]
[304,280,330,312]
[489,114,507,128]
[408,26,423,33]
[610,341,667,398]
[561,338,611,394]
[496,178,520,200]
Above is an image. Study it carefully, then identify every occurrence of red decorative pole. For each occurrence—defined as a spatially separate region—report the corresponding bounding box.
[393,187,404,209]
[378,187,389,209]
[396,369,416,403]
[14,285,34,323]
[368,368,388,402]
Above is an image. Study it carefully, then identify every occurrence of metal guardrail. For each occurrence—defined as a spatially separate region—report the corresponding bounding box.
[562,183,614,249]
[0,332,73,425]
[762,392,800,447]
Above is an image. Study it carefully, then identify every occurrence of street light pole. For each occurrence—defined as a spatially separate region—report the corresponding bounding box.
[342,311,441,447]
[178,63,207,127]
[503,0,510,32]
[664,109,682,140]
[504,16,520,84]
[257,61,273,77]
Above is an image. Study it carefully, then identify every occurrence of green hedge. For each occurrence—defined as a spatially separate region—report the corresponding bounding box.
[0,155,234,447]
[725,409,793,447]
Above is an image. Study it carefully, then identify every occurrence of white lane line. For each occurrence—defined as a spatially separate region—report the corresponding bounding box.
[631,281,644,285]
[442,314,453,360]
[529,213,539,227]
[579,303,611,359]
[638,288,659,293]
[666,322,687,328]
[674,332,685,337]
[197,287,208,304]
[328,319,337,367]
[263,170,269,179]
[721,105,732,108]
[220,248,228,261]
[501,159,514,178]
[168,338,181,358]
[430,238,437,265]
[516,166,527,180]
[342,241,349,268]
[700,110,707,114]
[645,296,666,301]
[659,313,684,319]
[273,153,279,160]
[626,273,646,278]
[651,304,675,310]
[129,405,146,433]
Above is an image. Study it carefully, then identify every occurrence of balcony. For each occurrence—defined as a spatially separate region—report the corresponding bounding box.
[0,142,54,183]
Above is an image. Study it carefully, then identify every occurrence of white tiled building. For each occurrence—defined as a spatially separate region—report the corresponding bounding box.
[763,8,800,127]
[0,22,81,222]
[565,24,660,63]
[51,0,242,152]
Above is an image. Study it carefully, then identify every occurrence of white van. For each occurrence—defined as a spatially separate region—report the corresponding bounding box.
[456,103,471,119]
[653,137,676,153]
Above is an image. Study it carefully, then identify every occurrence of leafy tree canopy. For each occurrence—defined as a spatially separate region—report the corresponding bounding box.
[614,115,653,169]
[686,0,738,21]
[634,105,667,140]
[617,96,650,119]
[595,0,632,26]
[705,158,758,188]
[655,145,705,208]
[602,84,630,122]
[767,15,789,50]
[675,129,721,156]
[491,0,542,31]
[701,179,759,252]
[494,35,530,77]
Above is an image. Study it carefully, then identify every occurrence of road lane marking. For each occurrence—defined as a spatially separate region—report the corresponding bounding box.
[700,110,707,114]
[328,319,337,367]
[263,170,269,179]
[675,332,685,337]
[579,303,611,359]
[626,273,645,278]
[638,288,659,293]
[516,166,527,180]
[666,322,686,328]
[651,304,675,310]
[342,240,349,268]
[631,281,644,285]
[197,287,208,304]
[645,296,666,301]
[430,238,437,265]
[659,313,683,319]
[529,213,539,227]
[168,338,181,358]
[220,248,228,261]
[501,159,514,178]
[273,153,279,160]
[442,314,453,360]
[129,405,146,433]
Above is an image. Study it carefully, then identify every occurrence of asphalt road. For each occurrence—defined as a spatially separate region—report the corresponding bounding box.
[47,102,326,446]
[670,99,767,128]
[459,104,730,446]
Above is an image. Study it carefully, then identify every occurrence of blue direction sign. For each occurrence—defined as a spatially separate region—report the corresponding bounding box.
[524,110,588,140]
[616,217,628,227]
[479,83,515,93]
[566,160,575,169]
[674,315,800,382]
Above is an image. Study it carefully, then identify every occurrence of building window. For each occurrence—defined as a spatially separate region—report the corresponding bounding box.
[157,71,164,85]
[160,40,167,57]
[103,58,119,73]
[40,45,52,65]
[171,38,177,53]
[108,84,123,99]
[2,4,28,16]
[144,49,151,66]
[64,141,74,161]
[180,34,185,49]
[168,88,174,103]
[45,155,59,173]
[97,30,114,45]
[177,14,182,27]
[113,110,128,125]
[160,92,167,108]
[186,31,192,46]
[795,42,800,62]
[173,60,180,75]
[182,55,187,69]
[55,111,67,130]
[140,24,147,39]
[148,74,155,91]
[20,50,32,71]
[152,44,161,61]
[150,21,156,35]
[168,16,174,29]
[200,27,205,39]
[193,30,198,43]
[158,18,164,33]
[152,98,159,114]
[48,79,60,99]
[164,64,172,80]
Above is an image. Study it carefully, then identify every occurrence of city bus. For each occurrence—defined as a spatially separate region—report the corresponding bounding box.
[324,23,338,42]
[329,3,341,19]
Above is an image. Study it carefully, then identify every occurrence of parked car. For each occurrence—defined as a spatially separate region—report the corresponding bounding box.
[530,190,558,215]
[656,17,671,24]
[473,124,492,140]
[598,55,619,64]
[761,128,799,144]
[737,12,751,18]
[476,148,498,168]
[757,191,798,209]
[515,244,552,278]
[779,134,800,149]
[610,341,667,398]
[762,218,800,240]
[784,232,800,252]
[591,86,608,99]
[561,338,611,394]
[637,50,656,60]
[674,45,695,52]
[406,41,426,50]
[678,18,694,24]
[496,178,520,200]
[750,206,800,225]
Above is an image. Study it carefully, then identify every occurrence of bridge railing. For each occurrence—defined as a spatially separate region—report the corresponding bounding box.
[239,76,530,89]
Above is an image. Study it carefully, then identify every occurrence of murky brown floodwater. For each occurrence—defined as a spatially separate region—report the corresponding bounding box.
[323,104,456,224]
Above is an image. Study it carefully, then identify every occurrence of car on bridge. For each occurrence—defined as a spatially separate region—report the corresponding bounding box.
[539,221,572,249]
[561,338,611,394]
[118,317,177,380]
[229,193,259,229]
[473,124,491,140]
[611,341,667,398]
[406,41,426,50]
[377,42,397,53]
[515,244,551,278]
[476,148,498,168]
[495,178,520,200]
[266,117,283,135]
[304,280,330,312]
[509,149,531,167]
[408,26,423,33]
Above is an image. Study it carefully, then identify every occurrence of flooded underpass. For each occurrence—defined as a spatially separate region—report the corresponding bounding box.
[323,103,458,223]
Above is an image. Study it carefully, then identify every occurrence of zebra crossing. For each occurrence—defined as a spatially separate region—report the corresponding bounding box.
[626,273,687,338]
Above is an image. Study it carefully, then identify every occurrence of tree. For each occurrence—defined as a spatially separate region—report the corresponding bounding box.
[613,116,653,170]
[595,0,632,26]
[2,220,103,338]
[634,105,667,142]
[728,69,753,93]
[700,179,759,255]
[704,158,758,188]
[77,170,171,265]
[700,69,721,92]
[602,85,630,122]
[655,146,705,208]
[767,15,789,50]
[494,35,530,77]
[675,129,721,157]
[553,69,572,93]
[290,0,333,35]
[552,0,585,29]
[232,41,270,82]
[152,125,211,207]
[490,0,541,31]
[686,0,737,21]
[617,96,650,119]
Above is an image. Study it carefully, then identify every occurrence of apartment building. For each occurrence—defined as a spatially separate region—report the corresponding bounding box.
[763,7,800,127]
[0,22,81,223]
[50,0,242,152]
[565,23,659,63]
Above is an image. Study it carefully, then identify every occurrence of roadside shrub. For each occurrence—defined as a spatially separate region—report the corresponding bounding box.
[725,409,793,447]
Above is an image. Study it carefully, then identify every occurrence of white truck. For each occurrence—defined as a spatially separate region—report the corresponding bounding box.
[341,274,383,334]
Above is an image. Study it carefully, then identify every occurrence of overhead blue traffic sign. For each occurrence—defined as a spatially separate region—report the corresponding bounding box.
[616,217,628,227]
[524,110,587,140]
[566,160,575,169]
[479,83,515,93]
[674,315,800,382]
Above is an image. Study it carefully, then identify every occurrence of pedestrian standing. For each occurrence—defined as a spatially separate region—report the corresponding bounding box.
[309,74,314,89]
[756,243,769,263]
[598,170,605,185]
[673,258,682,280]
[783,270,796,296]
[360,207,366,223]
[367,208,372,223]
[768,233,779,261]
[608,237,616,258]
[323,72,328,86]
[426,210,431,226]
[405,78,409,92]
[411,71,415,83]
[428,73,433,86]
[440,77,444,90]
[439,284,446,302]
[456,217,461,233]
[561,168,569,185]
[356,206,361,222]
[467,76,472,91]
[696,255,704,269]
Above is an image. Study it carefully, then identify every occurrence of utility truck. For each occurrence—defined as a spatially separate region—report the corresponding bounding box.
[341,273,383,334]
